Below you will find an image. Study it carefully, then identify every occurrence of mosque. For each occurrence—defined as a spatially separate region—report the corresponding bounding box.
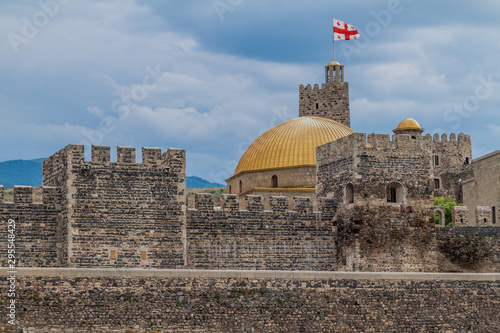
[226,61,355,208]
[225,61,493,215]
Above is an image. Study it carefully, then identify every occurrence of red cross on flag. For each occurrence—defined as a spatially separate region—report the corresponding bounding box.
[333,18,360,41]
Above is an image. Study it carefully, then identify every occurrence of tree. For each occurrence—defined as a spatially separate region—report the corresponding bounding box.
[434,196,462,226]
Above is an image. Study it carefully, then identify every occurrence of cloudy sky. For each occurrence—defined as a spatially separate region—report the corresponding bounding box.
[1,0,499,184]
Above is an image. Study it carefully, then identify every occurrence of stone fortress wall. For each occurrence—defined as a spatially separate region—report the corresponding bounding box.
[1,141,499,273]
[315,132,500,273]
[1,145,340,271]
[1,268,499,332]
[0,185,61,267]
[186,194,337,271]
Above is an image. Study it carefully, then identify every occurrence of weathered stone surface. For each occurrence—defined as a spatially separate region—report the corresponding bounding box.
[437,227,500,272]
[39,144,186,268]
[0,186,61,267]
[186,194,336,271]
[299,63,351,128]
[1,272,499,332]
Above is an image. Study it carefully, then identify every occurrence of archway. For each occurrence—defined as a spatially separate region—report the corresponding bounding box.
[271,175,278,188]
[387,182,405,204]
[345,183,354,204]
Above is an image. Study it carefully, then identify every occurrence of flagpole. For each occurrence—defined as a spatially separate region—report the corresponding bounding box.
[332,16,335,61]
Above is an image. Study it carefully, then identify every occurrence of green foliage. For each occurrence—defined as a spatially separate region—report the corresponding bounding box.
[434,196,462,226]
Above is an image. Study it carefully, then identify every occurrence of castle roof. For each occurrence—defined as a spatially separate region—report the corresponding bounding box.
[233,116,355,176]
[393,118,424,134]
[327,61,342,66]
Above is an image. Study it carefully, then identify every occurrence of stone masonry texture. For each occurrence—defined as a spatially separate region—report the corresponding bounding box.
[41,145,186,268]
[186,194,337,271]
[299,82,350,128]
[1,270,499,332]
[0,186,62,267]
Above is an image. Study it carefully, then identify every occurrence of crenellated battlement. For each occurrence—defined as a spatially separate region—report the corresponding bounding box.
[0,185,61,207]
[44,144,185,170]
[43,144,186,189]
[190,193,336,220]
[299,77,350,127]
[420,132,471,144]
[186,194,337,271]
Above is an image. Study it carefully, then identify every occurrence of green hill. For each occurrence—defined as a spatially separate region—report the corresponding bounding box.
[0,159,44,188]
[186,176,224,189]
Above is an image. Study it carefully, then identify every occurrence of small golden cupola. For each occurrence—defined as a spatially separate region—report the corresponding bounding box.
[393,118,425,136]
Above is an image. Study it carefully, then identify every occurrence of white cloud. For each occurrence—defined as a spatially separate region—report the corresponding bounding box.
[87,106,105,119]
[0,0,498,181]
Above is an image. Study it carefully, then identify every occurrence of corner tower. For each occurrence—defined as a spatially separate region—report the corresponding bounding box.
[299,61,351,128]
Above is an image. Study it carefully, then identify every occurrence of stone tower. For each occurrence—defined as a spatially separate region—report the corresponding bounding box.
[299,61,351,128]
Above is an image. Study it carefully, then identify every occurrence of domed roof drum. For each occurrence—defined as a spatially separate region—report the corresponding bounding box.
[393,118,424,133]
[327,61,342,66]
[233,116,355,176]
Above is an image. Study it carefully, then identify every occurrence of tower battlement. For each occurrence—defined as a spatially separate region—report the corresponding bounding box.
[299,62,350,127]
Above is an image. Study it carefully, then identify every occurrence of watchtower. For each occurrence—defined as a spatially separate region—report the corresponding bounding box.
[299,61,351,128]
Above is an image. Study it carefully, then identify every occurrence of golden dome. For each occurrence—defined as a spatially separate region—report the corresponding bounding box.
[328,61,342,66]
[233,116,355,176]
[393,118,424,133]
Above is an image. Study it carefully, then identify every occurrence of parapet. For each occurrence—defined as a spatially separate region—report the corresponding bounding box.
[245,195,264,212]
[299,82,347,92]
[47,144,185,168]
[192,194,334,220]
[13,186,32,206]
[43,145,186,189]
[365,132,471,149]
[453,206,469,227]
[317,133,368,160]
[451,206,498,227]
[476,206,493,226]
[0,186,62,207]
[195,193,214,213]
[117,146,136,163]
[422,133,471,144]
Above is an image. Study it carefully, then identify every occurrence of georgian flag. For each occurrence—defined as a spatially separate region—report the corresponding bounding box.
[333,18,360,40]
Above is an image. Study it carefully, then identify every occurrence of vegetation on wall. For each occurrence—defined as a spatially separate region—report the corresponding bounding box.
[434,196,462,226]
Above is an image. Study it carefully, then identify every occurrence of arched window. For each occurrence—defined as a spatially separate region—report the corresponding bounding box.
[229,185,232,194]
[435,210,444,226]
[387,182,404,204]
[239,180,242,194]
[345,183,354,204]
[271,175,278,188]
